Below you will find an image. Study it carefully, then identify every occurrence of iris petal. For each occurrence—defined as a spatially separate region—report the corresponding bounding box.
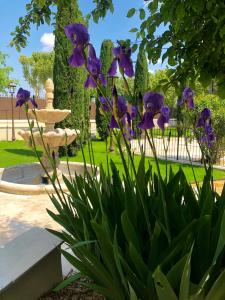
[108,59,118,76]
[68,47,85,67]
[137,111,154,130]
[109,115,119,129]
[84,75,97,88]
[99,74,107,86]
[144,92,164,113]
[64,23,89,45]
[88,44,97,60]
[119,53,134,77]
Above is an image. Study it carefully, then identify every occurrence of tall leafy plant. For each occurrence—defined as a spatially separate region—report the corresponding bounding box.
[44,24,225,299]
[16,20,225,300]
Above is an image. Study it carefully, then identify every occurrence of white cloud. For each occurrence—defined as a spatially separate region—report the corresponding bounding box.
[157,58,162,64]
[148,68,155,74]
[40,33,55,52]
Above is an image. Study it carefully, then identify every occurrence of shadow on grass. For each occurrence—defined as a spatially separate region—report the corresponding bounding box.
[4,148,42,157]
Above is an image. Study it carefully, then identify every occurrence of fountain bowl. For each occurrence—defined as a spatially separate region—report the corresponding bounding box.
[28,109,71,124]
[18,128,77,148]
[0,162,97,195]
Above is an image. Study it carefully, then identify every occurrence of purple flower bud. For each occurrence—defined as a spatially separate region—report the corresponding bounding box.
[182,87,195,109]
[110,96,127,129]
[131,105,138,119]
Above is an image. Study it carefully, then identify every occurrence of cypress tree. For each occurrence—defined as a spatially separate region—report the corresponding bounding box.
[96,39,113,140]
[133,47,149,105]
[53,0,87,155]
[133,48,148,136]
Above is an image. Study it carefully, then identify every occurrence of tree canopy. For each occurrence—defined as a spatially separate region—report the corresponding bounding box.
[12,0,225,96]
[19,51,54,97]
[0,52,16,94]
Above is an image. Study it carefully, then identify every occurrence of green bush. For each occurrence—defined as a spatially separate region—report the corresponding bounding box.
[48,159,225,300]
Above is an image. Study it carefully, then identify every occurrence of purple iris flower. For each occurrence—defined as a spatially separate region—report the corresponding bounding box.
[131,105,138,119]
[196,108,215,148]
[137,92,169,130]
[144,92,164,113]
[85,45,106,88]
[157,106,170,131]
[182,87,195,109]
[16,88,37,108]
[99,96,110,112]
[203,124,216,148]
[110,96,127,129]
[108,42,134,77]
[196,108,211,127]
[65,23,90,67]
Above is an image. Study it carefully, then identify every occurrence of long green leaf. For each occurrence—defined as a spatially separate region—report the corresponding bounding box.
[154,267,178,300]
[53,272,82,292]
[179,244,194,300]
[121,210,140,252]
[205,268,225,300]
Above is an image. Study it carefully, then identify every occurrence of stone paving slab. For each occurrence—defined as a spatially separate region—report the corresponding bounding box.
[0,192,61,247]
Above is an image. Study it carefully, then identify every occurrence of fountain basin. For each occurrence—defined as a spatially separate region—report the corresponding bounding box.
[0,162,96,195]
[28,109,71,124]
[18,128,77,148]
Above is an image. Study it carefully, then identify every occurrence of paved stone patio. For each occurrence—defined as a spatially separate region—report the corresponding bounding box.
[0,192,61,247]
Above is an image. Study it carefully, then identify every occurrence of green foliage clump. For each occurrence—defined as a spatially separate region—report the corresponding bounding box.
[96,40,113,140]
[53,0,89,155]
[0,52,16,93]
[19,52,54,97]
[49,161,225,300]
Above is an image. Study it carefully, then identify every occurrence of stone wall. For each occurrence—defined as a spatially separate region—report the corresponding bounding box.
[0,97,46,120]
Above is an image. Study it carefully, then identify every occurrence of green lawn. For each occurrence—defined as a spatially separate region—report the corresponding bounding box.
[0,140,225,183]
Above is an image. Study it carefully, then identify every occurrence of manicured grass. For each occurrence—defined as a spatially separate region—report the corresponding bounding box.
[1,140,224,183]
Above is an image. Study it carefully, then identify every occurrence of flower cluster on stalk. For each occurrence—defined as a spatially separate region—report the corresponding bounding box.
[196,108,215,148]
[64,23,171,140]
[65,23,106,88]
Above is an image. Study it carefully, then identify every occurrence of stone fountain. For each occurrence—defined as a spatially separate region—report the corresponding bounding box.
[0,79,93,195]
[18,78,77,184]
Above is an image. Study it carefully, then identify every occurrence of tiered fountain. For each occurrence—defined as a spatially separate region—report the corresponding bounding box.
[0,79,92,195]
[19,78,77,184]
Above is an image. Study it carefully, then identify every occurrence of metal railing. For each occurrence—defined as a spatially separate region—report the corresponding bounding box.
[131,126,225,167]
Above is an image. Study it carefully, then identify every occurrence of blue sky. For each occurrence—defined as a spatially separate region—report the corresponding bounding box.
[0,0,165,94]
